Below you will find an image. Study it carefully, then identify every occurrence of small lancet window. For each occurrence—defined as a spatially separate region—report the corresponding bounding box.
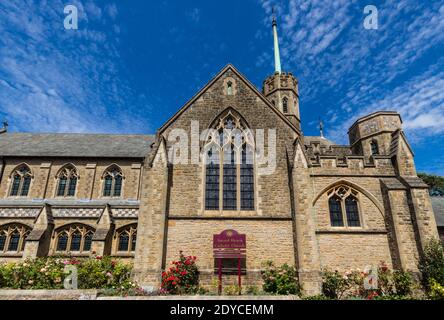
[370,140,379,155]
[345,196,361,227]
[10,165,32,197]
[115,225,137,254]
[227,81,233,95]
[56,165,78,197]
[283,97,288,113]
[329,196,344,227]
[103,166,123,197]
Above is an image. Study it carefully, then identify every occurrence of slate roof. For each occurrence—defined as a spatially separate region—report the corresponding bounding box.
[0,133,155,158]
[432,197,444,227]
[303,136,353,159]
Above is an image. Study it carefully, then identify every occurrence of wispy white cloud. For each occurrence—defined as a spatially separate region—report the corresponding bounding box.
[0,0,151,134]
[187,8,201,24]
[257,0,444,146]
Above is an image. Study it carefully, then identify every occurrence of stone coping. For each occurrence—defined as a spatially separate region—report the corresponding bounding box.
[99,295,300,300]
[0,290,300,300]
[0,290,98,300]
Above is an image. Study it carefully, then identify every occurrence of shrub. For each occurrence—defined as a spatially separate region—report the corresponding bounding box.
[428,279,444,300]
[419,239,444,289]
[223,284,241,296]
[321,263,415,300]
[321,269,355,299]
[261,261,301,295]
[303,294,330,300]
[161,252,200,295]
[0,256,136,294]
[392,270,413,297]
[245,285,261,295]
[77,256,135,291]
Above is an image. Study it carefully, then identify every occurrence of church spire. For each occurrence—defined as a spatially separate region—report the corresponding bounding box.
[272,8,282,74]
[319,119,325,139]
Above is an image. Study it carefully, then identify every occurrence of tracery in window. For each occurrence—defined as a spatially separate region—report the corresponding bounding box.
[327,185,361,227]
[54,224,95,254]
[0,224,30,254]
[9,165,32,197]
[56,165,78,197]
[114,224,137,254]
[103,165,123,197]
[204,111,255,211]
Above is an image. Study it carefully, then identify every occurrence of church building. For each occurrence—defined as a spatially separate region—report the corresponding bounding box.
[0,18,439,295]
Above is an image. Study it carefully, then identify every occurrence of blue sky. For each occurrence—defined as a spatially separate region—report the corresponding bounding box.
[0,0,443,175]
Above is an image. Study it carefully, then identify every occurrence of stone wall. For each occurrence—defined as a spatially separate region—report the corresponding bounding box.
[165,219,295,286]
[317,233,393,271]
[160,69,298,219]
[0,158,143,200]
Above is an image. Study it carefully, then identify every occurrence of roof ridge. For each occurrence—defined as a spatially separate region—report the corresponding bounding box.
[1,132,155,137]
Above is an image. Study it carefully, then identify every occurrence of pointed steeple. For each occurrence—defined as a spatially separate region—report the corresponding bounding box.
[319,119,325,139]
[272,8,282,74]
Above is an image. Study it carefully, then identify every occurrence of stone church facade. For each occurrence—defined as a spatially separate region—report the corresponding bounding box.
[0,64,439,295]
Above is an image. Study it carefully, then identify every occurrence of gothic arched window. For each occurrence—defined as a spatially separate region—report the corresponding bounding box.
[54,224,95,254]
[370,140,379,155]
[56,165,78,197]
[204,111,255,212]
[103,166,123,197]
[0,224,30,254]
[9,165,32,197]
[327,186,361,228]
[282,97,288,113]
[115,224,137,254]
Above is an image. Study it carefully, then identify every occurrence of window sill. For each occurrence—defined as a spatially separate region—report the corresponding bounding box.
[316,228,387,235]
[112,253,135,258]
[202,210,257,217]
[51,252,91,257]
[0,253,23,258]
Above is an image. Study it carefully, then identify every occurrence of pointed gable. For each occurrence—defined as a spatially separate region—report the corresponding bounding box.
[158,64,300,135]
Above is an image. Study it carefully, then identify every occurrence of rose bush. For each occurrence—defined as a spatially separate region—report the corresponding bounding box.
[321,262,415,300]
[261,261,301,295]
[0,256,137,294]
[161,252,200,295]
